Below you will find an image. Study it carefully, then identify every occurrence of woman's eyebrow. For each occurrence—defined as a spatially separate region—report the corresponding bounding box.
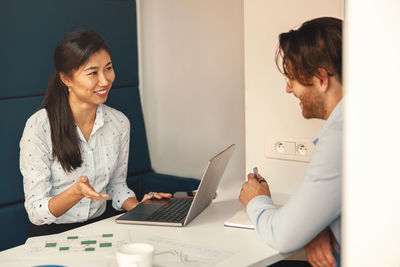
[84,61,112,71]
[84,66,98,71]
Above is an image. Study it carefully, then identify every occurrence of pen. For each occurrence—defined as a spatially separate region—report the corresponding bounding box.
[253,167,259,181]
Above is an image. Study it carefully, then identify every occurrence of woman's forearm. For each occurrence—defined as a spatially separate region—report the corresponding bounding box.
[121,197,140,211]
[48,183,83,217]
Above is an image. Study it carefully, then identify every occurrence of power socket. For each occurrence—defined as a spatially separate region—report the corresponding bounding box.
[265,136,314,162]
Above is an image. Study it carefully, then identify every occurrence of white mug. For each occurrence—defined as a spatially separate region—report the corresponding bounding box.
[116,243,154,267]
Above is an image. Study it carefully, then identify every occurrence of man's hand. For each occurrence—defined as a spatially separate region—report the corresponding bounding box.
[239,173,271,208]
[305,228,339,267]
[74,176,111,201]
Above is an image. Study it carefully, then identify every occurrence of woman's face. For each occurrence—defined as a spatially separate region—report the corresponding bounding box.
[64,49,115,108]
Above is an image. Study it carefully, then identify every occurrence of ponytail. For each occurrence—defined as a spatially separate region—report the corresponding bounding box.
[42,71,82,173]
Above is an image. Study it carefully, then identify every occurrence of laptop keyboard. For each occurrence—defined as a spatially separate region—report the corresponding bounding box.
[147,198,193,222]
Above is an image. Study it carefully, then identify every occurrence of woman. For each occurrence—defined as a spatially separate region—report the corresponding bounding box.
[20,29,170,237]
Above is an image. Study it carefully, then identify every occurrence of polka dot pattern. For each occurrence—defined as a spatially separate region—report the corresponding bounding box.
[21,105,135,225]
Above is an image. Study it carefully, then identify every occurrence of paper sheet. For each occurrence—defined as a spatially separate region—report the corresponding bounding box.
[25,230,130,255]
[136,235,234,267]
[0,259,108,267]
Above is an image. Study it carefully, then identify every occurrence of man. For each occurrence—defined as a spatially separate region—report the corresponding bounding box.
[239,17,342,267]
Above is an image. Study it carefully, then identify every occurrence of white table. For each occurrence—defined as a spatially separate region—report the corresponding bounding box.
[0,188,291,267]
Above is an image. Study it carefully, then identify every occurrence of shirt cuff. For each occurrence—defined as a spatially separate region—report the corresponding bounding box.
[246,195,274,225]
[109,185,136,210]
[32,197,57,225]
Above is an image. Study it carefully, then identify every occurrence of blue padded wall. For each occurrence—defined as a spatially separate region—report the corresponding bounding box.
[0,0,138,98]
[0,204,30,251]
[0,96,43,205]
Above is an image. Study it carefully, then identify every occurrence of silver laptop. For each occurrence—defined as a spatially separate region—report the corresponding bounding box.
[115,144,235,227]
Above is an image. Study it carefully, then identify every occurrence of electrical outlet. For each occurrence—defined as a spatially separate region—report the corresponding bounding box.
[265,136,314,162]
[297,143,308,156]
[274,141,296,155]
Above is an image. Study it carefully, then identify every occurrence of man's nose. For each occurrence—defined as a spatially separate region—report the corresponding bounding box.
[286,84,293,94]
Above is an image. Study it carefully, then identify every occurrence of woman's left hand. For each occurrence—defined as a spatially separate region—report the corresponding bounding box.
[122,192,172,211]
[142,192,172,202]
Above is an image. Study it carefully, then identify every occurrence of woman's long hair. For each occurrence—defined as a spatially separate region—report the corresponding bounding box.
[42,29,112,172]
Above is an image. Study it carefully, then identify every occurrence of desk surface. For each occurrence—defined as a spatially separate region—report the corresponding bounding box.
[0,187,290,267]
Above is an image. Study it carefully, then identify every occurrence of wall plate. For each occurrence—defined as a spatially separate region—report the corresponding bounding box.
[265,136,315,162]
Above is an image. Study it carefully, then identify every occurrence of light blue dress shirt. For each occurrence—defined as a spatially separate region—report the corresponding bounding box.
[247,99,343,253]
[20,104,135,225]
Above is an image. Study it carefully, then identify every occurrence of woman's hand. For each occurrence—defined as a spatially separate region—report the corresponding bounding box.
[74,176,111,201]
[141,192,172,202]
[49,176,111,217]
[121,192,172,211]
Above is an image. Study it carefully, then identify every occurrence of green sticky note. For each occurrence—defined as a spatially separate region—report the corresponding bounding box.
[100,242,112,247]
[102,233,113,238]
[85,247,95,251]
[81,240,97,245]
[45,243,57,248]
[67,236,78,240]
[59,247,70,251]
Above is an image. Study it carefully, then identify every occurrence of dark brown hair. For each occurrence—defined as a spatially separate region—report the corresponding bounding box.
[42,29,112,172]
[275,17,342,86]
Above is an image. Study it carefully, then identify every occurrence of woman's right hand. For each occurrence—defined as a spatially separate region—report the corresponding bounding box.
[74,176,111,201]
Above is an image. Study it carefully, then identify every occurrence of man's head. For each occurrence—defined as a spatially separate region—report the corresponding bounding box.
[276,17,342,120]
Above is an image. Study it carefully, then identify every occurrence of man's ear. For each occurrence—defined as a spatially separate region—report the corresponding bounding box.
[59,72,71,88]
[316,68,330,92]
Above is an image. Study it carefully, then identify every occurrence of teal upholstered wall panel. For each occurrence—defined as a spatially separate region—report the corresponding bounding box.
[0,204,30,251]
[0,96,43,205]
[0,0,138,98]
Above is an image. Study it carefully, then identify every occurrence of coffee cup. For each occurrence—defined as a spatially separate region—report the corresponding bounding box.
[116,243,154,267]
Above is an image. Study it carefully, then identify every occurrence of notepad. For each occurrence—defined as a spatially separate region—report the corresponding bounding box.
[224,209,255,230]
[224,193,289,230]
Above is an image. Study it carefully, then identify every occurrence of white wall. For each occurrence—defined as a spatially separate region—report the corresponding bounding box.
[137,1,400,265]
[137,0,245,193]
[244,0,343,195]
[344,0,400,265]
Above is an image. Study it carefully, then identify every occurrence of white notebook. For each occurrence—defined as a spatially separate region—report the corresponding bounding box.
[224,209,255,230]
[224,193,289,230]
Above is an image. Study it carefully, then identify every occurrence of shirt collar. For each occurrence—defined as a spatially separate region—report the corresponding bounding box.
[312,98,344,144]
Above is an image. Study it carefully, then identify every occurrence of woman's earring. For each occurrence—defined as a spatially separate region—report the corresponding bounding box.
[68,87,71,92]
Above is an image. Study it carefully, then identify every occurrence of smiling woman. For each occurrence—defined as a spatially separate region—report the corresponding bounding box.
[61,48,115,142]
[20,30,171,237]
[63,50,114,106]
